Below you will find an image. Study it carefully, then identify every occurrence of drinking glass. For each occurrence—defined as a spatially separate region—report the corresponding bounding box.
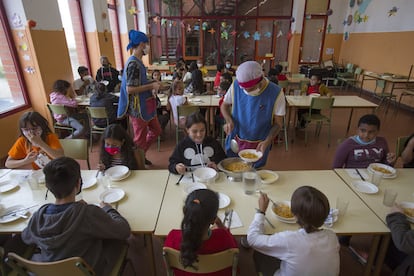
[383,189,398,207]
[336,197,349,217]
[370,171,383,186]
[243,170,259,195]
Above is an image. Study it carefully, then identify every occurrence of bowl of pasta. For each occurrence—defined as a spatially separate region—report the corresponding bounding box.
[238,149,263,163]
[271,201,296,223]
[399,202,414,223]
[217,157,252,182]
[367,163,396,178]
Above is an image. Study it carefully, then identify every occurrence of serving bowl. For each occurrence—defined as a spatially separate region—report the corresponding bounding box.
[217,157,251,182]
[238,149,263,163]
[193,167,217,183]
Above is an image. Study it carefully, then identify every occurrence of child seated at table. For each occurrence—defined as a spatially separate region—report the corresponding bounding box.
[89,82,119,127]
[98,124,145,171]
[332,114,396,168]
[168,112,226,175]
[184,69,205,96]
[164,189,238,275]
[214,63,225,90]
[301,74,331,97]
[247,187,340,276]
[49,79,87,139]
[6,111,63,170]
[169,79,188,128]
[401,133,414,168]
[21,157,131,275]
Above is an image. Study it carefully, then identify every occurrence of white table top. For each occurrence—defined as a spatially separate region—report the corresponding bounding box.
[0,170,169,234]
[335,168,414,226]
[286,95,378,108]
[154,170,389,236]
[75,92,120,106]
[363,72,414,83]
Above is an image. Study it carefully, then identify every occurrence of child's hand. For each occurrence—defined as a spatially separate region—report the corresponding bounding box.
[25,151,38,163]
[176,163,186,175]
[97,162,105,171]
[152,81,160,91]
[100,202,112,208]
[258,192,269,213]
[207,162,218,170]
[213,217,225,229]
[386,152,396,165]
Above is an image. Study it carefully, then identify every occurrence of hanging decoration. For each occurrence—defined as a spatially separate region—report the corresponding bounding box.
[363,15,369,22]
[326,9,333,16]
[221,30,228,40]
[264,31,271,38]
[187,24,191,32]
[202,22,208,31]
[240,21,245,27]
[23,54,30,61]
[388,6,398,17]
[221,22,227,28]
[12,13,23,28]
[128,6,138,15]
[343,32,349,41]
[25,66,35,74]
[19,43,28,51]
[327,24,332,33]
[276,30,283,38]
[243,31,250,39]
[153,16,160,23]
[28,20,37,29]
[230,30,237,36]
[160,18,167,27]
[193,24,200,31]
[287,30,292,41]
[208,28,216,35]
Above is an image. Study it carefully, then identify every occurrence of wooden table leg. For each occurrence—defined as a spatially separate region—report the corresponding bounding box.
[372,234,390,276]
[364,235,380,276]
[146,233,156,276]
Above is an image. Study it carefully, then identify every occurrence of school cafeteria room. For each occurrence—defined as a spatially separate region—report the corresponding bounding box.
[0,0,413,275]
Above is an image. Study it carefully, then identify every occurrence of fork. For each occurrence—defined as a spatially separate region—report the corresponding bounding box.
[223,209,230,225]
[259,191,278,207]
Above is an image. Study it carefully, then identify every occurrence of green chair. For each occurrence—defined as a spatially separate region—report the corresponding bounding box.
[277,80,289,94]
[291,73,306,79]
[47,103,75,138]
[163,247,239,276]
[59,139,90,169]
[336,63,355,79]
[373,79,397,113]
[337,67,363,91]
[175,105,200,144]
[301,97,335,147]
[86,107,109,152]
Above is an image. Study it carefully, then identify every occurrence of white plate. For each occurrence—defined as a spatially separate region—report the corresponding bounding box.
[257,170,279,184]
[189,98,202,102]
[100,188,125,203]
[193,167,218,183]
[0,180,19,193]
[367,163,396,178]
[218,193,231,209]
[0,205,29,224]
[105,165,130,180]
[399,202,414,223]
[82,176,97,189]
[271,201,296,223]
[238,149,263,163]
[309,93,320,97]
[110,170,131,182]
[352,180,379,194]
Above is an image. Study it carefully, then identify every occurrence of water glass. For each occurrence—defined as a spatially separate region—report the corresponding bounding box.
[383,189,398,207]
[243,170,259,195]
[99,175,112,189]
[336,197,349,217]
[28,176,39,190]
[370,171,383,186]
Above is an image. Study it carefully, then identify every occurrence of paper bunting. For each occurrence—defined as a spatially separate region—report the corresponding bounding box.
[202,22,208,30]
[221,22,227,28]
[243,31,250,39]
[161,18,167,26]
[264,32,271,38]
[18,32,24,39]
[128,6,137,15]
[194,24,200,31]
[221,30,228,40]
[19,43,28,51]
[253,31,260,40]
[230,30,237,36]
[153,16,159,23]
[363,15,369,22]
[388,6,398,17]
[25,66,35,74]
[12,13,23,28]
[276,30,283,38]
[23,54,30,61]
[208,28,216,35]
[327,24,332,33]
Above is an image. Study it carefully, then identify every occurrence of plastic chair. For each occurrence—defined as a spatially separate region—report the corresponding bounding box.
[373,79,397,113]
[301,97,335,147]
[175,105,200,144]
[47,104,75,137]
[163,247,239,276]
[291,73,306,79]
[59,139,90,169]
[336,63,355,79]
[337,67,363,91]
[398,65,414,110]
[86,107,109,152]
[5,252,96,276]
[396,136,409,158]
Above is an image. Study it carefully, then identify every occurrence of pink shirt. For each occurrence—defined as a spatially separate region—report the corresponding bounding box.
[49,92,78,122]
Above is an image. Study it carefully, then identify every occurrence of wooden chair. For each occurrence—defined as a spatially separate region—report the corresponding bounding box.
[86,107,109,152]
[5,252,96,276]
[301,97,335,147]
[175,105,200,144]
[163,247,239,276]
[47,103,75,138]
[396,136,410,158]
[337,67,363,91]
[59,139,90,169]
[373,79,397,113]
[398,65,414,110]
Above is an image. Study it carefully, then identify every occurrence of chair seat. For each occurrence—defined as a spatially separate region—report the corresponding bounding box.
[91,125,106,131]
[303,113,330,122]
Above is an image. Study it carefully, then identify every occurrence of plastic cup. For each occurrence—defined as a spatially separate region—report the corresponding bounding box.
[383,189,398,207]
[336,197,349,217]
[243,171,258,195]
[370,171,383,186]
[28,177,39,190]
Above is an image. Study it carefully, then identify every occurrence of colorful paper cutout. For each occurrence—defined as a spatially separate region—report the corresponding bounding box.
[264,32,271,38]
[388,6,398,17]
[243,31,250,39]
[253,31,261,40]
[208,28,216,35]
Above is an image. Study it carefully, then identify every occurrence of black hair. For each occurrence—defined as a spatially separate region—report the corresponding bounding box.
[77,66,88,75]
[190,70,205,94]
[358,114,380,130]
[53,79,71,94]
[268,68,278,77]
[291,186,330,233]
[274,65,283,74]
[219,81,231,92]
[44,157,81,199]
[180,189,219,269]
[189,61,198,72]
[100,124,139,170]
[221,72,233,83]
[94,82,107,100]
[185,112,206,129]
[216,64,225,72]
[311,74,322,81]
[152,69,161,81]
[19,111,52,142]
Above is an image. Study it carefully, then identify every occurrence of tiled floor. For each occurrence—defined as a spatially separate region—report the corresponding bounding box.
[86,88,412,276]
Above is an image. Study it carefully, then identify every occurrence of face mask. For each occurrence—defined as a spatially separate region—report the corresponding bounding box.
[353,135,376,145]
[105,146,121,155]
[143,45,150,55]
[118,75,122,81]
[197,63,203,68]
[226,64,231,69]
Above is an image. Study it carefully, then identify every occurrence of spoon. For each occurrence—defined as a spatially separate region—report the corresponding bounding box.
[230,139,239,153]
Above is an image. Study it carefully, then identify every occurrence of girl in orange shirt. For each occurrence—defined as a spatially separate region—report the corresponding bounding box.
[6,111,63,170]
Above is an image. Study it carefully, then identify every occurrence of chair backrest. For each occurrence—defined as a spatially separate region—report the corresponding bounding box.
[354,67,363,76]
[86,106,108,120]
[375,79,386,94]
[396,136,410,158]
[163,247,239,276]
[323,60,334,68]
[279,61,289,72]
[345,63,354,73]
[177,105,200,118]
[278,80,289,90]
[6,252,95,276]
[59,139,90,169]
[406,65,414,89]
[47,104,69,116]
[310,97,335,111]
[291,73,306,79]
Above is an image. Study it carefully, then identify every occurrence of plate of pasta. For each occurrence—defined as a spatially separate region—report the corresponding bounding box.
[238,149,263,163]
[367,163,396,179]
[271,201,296,223]
[399,202,414,223]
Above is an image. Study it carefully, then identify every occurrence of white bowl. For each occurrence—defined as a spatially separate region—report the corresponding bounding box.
[257,170,279,184]
[193,167,217,183]
[158,93,166,98]
[183,182,207,194]
[271,201,296,223]
[105,165,129,180]
[367,163,396,178]
[399,202,414,223]
[238,149,263,163]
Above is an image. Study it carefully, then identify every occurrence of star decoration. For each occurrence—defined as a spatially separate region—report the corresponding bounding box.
[221,30,228,40]
[208,28,216,34]
[194,25,200,31]
[161,18,167,26]
[388,6,398,17]
[264,32,271,38]
[363,15,369,22]
[276,30,283,38]
[230,30,237,36]
[153,16,159,23]
[243,31,250,39]
[128,6,137,15]
[253,31,261,40]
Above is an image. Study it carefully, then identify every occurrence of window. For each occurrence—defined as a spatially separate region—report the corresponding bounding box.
[0,2,29,116]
